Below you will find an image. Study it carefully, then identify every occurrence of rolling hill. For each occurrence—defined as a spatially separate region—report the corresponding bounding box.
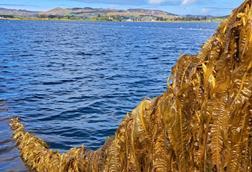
[0,7,222,22]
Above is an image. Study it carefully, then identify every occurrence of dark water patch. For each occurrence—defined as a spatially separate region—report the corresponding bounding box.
[42,79,76,85]
[76,52,93,56]
[0,139,12,145]
[0,145,15,154]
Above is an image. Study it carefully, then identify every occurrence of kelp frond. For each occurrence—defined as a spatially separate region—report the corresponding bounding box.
[10,0,252,171]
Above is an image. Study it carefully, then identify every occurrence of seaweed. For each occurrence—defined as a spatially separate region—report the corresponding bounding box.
[9,0,252,171]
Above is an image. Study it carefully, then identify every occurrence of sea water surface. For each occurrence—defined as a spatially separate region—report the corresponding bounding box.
[0,21,217,171]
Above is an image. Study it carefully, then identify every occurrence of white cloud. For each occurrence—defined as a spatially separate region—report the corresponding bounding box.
[181,0,197,5]
[148,0,198,5]
[201,8,209,14]
[148,0,167,4]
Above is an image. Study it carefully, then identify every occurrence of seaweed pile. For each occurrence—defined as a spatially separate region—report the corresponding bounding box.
[10,0,252,171]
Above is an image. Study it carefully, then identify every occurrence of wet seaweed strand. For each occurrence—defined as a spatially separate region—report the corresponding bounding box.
[10,0,252,171]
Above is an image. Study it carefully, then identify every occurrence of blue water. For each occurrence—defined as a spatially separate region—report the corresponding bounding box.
[0,20,217,171]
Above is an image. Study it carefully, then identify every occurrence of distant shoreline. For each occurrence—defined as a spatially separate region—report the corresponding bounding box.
[0,7,226,23]
[0,17,223,23]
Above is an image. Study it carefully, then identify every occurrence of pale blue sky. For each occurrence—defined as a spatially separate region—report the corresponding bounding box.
[0,0,244,16]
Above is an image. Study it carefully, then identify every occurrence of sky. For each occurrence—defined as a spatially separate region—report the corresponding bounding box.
[0,0,244,16]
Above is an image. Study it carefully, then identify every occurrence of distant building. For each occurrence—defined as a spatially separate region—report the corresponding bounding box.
[126,18,133,22]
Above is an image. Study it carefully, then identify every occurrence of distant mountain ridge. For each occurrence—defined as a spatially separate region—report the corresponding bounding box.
[38,7,178,21]
[0,7,223,22]
[0,8,37,17]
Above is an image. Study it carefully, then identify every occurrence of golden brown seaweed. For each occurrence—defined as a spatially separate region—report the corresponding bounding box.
[9,0,252,171]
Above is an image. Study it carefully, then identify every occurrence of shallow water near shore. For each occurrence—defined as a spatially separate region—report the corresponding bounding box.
[0,21,217,171]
